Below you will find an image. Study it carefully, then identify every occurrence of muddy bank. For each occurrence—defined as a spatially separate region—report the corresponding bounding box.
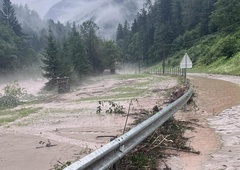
[163,74,240,170]
[0,74,178,170]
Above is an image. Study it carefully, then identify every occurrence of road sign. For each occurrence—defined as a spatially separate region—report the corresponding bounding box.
[180,53,192,69]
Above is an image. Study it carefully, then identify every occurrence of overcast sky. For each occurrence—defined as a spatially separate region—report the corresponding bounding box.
[11,0,61,18]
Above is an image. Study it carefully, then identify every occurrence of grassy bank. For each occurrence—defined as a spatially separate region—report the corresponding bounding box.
[192,52,240,75]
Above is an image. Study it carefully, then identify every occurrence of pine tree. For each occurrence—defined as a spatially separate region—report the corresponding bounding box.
[0,23,19,74]
[80,20,103,74]
[59,39,73,79]
[171,0,183,36]
[116,23,123,41]
[0,0,22,35]
[69,22,91,78]
[41,28,60,90]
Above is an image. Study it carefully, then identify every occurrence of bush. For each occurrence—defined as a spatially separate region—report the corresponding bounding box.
[0,96,19,108]
[0,81,27,109]
[3,80,27,99]
[216,36,239,59]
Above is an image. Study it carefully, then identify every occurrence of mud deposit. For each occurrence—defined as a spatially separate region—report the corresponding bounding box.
[164,74,240,170]
[0,73,177,170]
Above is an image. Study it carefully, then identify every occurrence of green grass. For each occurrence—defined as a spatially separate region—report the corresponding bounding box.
[159,29,240,76]
[111,81,151,93]
[78,74,171,102]
[0,107,42,125]
[192,52,240,75]
[78,91,143,101]
[43,108,93,114]
[117,73,152,80]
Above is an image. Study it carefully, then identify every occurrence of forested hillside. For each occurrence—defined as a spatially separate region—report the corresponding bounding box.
[44,0,146,39]
[0,0,121,90]
[0,0,240,90]
[116,0,240,73]
[0,0,71,76]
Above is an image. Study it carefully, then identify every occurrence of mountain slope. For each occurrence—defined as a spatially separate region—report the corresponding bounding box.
[11,0,61,18]
[44,0,146,38]
[10,0,146,39]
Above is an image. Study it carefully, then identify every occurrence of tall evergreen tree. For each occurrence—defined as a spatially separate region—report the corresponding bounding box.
[171,0,183,36]
[116,23,123,41]
[0,24,19,74]
[0,0,21,35]
[80,20,103,74]
[116,20,131,62]
[58,39,73,78]
[69,22,91,78]
[41,28,60,90]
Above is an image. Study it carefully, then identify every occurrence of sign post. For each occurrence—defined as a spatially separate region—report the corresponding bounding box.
[180,53,192,84]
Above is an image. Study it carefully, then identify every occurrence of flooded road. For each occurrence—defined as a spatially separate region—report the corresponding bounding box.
[179,74,240,170]
[163,74,240,170]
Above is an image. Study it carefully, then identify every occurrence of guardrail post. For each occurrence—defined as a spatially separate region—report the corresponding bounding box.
[111,137,119,170]
[112,161,119,170]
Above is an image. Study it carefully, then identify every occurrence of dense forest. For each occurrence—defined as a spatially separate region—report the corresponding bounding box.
[116,0,240,67]
[0,0,121,90]
[0,0,240,89]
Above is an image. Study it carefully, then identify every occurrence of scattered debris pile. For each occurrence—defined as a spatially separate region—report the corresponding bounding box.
[36,139,57,149]
[117,85,199,170]
[166,85,189,104]
[56,77,70,94]
[119,119,200,170]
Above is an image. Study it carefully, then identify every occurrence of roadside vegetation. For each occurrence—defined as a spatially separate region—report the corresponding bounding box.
[0,107,41,126]
[119,118,200,170]
[116,0,240,76]
[117,85,200,169]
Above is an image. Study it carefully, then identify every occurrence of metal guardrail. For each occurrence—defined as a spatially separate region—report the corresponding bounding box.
[64,85,193,170]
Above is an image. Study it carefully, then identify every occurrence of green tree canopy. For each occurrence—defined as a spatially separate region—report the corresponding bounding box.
[0,0,21,35]
[101,40,120,72]
[68,22,91,78]
[0,24,19,74]
[81,20,104,74]
[210,0,240,32]
[41,28,61,90]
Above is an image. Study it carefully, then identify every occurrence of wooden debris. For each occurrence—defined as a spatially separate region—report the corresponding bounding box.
[165,86,189,103]
[36,139,57,149]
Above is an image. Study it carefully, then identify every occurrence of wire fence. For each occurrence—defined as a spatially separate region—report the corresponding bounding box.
[144,67,183,76]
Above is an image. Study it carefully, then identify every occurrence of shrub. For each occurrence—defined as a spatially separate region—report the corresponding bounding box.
[3,80,27,99]
[0,96,19,108]
[0,81,27,109]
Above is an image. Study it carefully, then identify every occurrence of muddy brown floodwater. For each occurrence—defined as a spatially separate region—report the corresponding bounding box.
[164,74,240,170]
[0,73,178,170]
[1,73,240,170]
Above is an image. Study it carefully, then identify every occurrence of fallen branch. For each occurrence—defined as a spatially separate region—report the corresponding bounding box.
[96,135,117,138]
[148,135,172,152]
[160,146,200,154]
[159,158,172,170]
[36,139,57,149]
